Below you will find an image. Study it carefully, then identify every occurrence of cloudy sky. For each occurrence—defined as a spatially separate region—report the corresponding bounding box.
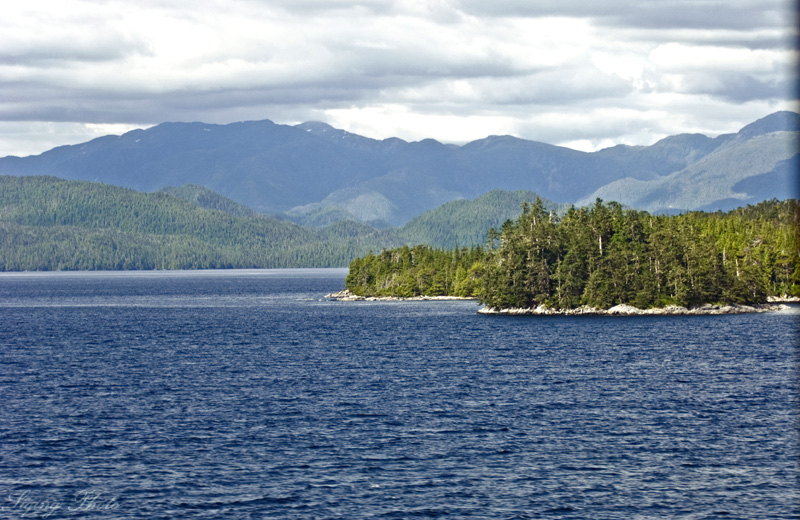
[1,0,797,157]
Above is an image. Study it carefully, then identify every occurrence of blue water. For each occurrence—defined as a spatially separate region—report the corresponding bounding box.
[1,269,798,519]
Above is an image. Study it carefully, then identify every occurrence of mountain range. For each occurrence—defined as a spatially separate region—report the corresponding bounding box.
[0,111,797,226]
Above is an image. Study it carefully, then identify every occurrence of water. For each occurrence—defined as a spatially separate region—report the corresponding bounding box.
[1,269,798,519]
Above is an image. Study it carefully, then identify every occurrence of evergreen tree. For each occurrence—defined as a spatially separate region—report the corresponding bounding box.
[346,198,799,309]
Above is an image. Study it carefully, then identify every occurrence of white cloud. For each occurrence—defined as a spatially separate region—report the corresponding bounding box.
[0,121,149,158]
[0,0,795,157]
[649,43,788,72]
[324,104,518,143]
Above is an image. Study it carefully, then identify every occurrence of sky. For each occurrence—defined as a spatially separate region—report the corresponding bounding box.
[1,0,797,157]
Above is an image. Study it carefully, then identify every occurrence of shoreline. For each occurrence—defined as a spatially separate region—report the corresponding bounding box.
[477,303,789,316]
[325,290,476,302]
[327,290,791,315]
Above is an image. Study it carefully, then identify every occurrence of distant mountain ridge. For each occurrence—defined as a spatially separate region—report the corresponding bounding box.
[579,112,800,211]
[0,111,796,223]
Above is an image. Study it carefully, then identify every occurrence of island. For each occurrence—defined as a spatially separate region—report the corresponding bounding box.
[338,199,799,315]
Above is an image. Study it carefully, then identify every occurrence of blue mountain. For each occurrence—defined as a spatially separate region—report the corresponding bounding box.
[1,111,796,224]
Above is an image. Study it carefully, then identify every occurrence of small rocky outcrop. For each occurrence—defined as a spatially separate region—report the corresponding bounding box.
[325,290,476,302]
[325,289,366,301]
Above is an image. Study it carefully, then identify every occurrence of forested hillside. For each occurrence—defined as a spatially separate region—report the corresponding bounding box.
[156,184,260,217]
[398,190,570,249]
[0,177,566,271]
[346,199,799,309]
[0,176,402,270]
[3,176,797,286]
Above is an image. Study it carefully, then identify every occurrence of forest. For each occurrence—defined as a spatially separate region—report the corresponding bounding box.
[0,177,572,271]
[0,176,401,270]
[2,175,798,301]
[345,198,800,310]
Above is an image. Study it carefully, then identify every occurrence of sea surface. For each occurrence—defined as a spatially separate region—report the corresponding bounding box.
[1,269,798,519]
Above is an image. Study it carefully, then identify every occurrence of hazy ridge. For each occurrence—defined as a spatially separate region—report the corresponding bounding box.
[1,112,796,226]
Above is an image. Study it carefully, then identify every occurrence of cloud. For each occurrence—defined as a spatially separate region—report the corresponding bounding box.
[0,0,796,156]
[649,43,787,72]
[456,0,789,31]
[646,43,794,102]
[602,1,786,31]
[0,121,147,158]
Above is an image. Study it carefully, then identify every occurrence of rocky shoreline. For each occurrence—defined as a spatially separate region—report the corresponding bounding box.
[327,290,790,315]
[325,290,476,302]
[478,303,789,316]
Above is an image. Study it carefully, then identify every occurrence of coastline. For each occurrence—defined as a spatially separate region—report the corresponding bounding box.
[477,303,789,316]
[327,290,790,315]
[325,290,476,302]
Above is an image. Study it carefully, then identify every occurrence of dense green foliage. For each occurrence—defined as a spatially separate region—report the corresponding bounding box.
[0,176,572,271]
[346,198,800,308]
[0,176,402,270]
[156,184,259,217]
[346,245,487,298]
[3,175,797,294]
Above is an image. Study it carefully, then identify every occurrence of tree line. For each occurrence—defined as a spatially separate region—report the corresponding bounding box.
[346,198,799,309]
